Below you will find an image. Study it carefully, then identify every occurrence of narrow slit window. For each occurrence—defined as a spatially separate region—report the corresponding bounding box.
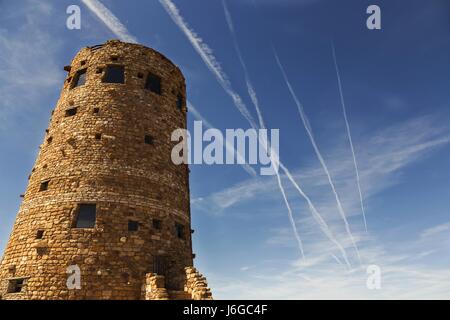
[39,180,49,192]
[145,73,161,94]
[175,223,185,239]
[144,135,154,145]
[103,65,124,84]
[7,279,25,293]
[128,220,139,232]
[176,94,184,110]
[65,107,77,117]
[74,204,96,228]
[72,69,87,88]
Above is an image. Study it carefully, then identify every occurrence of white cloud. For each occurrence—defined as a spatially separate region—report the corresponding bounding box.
[0,0,63,128]
[420,222,450,239]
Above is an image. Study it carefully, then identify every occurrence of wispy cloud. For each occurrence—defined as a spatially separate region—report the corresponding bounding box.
[0,0,62,129]
[195,114,450,272]
[420,222,450,239]
[80,0,138,43]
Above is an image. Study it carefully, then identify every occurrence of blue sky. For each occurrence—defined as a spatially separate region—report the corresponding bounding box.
[1,0,450,299]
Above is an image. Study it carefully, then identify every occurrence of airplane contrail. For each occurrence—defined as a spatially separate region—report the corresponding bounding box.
[279,162,351,267]
[221,0,354,264]
[188,101,257,177]
[158,0,258,129]
[273,47,361,263]
[222,0,304,259]
[81,0,138,43]
[331,43,368,233]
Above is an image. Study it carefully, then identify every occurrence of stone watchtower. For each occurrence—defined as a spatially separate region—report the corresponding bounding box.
[0,40,212,300]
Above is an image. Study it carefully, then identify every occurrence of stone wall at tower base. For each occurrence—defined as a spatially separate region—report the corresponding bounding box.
[144,267,212,300]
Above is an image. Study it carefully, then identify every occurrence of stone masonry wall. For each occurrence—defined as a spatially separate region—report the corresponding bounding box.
[0,40,209,300]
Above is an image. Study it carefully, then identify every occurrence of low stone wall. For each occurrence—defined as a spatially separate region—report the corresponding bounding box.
[144,267,212,300]
[184,267,213,300]
[144,273,169,300]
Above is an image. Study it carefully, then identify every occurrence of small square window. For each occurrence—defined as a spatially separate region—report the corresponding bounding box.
[47,136,53,144]
[175,223,185,239]
[93,108,100,114]
[7,279,25,293]
[145,73,161,94]
[72,69,87,88]
[39,180,49,192]
[153,219,162,230]
[95,133,102,140]
[128,220,139,232]
[36,230,44,239]
[96,68,103,74]
[65,107,77,117]
[103,65,124,84]
[144,135,154,145]
[111,55,119,62]
[80,60,86,66]
[74,204,96,228]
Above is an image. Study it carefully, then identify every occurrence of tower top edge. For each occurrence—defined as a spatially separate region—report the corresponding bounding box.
[78,39,183,76]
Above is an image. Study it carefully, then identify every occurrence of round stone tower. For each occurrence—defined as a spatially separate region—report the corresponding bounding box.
[0,40,211,300]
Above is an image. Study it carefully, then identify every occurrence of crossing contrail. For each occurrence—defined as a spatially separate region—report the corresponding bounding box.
[221,0,354,265]
[222,0,305,259]
[273,47,361,263]
[331,43,368,233]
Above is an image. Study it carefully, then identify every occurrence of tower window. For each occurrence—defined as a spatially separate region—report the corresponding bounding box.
[145,73,161,94]
[153,219,162,230]
[72,69,87,88]
[39,180,49,192]
[36,230,44,239]
[128,220,139,232]
[47,136,53,144]
[93,108,100,114]
[103,65,124,84]
[144,135,154,145]
[7,278,25,293]
[74,204,96,228]
[176,94,184,110]
[95,133,102,140]
[175,223,185,239]
[65,107,77,117]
